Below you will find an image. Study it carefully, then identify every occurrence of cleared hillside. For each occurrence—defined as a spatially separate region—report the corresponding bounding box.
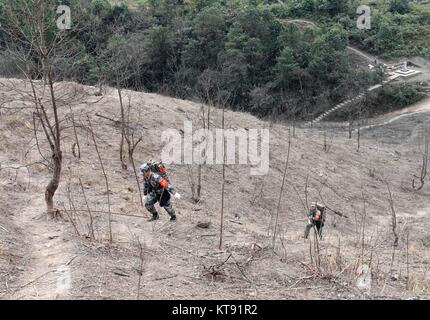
[0,79,429,299]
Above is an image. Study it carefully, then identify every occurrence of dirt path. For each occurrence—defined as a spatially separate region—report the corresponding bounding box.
[360,97,430,132]
[389,96,430,115]
[346,46,388,66]
[8,195,76,300]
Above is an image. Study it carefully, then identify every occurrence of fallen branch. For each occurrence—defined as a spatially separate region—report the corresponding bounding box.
[155,275,178,281]
[95,112,121,126]
[229,220,243,225]
[113,271,130,277]
[66,255,78,266]
[203,253,233,281]
[231,254,252,283]
[198,234,217,238]
[286,285,326,291]
[299,261,318,275]
[95,112,148,130]
[11,270,54,294]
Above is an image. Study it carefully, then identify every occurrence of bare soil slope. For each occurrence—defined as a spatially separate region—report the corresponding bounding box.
[0,79,429,300]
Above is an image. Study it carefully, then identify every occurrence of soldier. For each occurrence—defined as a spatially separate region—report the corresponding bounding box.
[140,162,181,222]
[304,203,325,239]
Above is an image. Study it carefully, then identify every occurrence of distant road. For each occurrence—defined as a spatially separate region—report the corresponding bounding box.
[390,96,430,116]
[346,45,388,65]
[359,97,430,134]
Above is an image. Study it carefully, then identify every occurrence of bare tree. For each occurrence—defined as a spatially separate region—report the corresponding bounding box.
[192,70,218,202]
[412,134,429,191]
[118,88,128,170]
[79,177,95,239]
[69,105,81,159]
[357,126,361,152]
[272,129,292,249]
[87,116,112,242]
[386,182,399,248]
[406,231,410,290]
[360,189,368,265]
[323,130,333,153]
[96,92,144,207]
[0,0,77,214]
[101,31,146,170]
[119,93,144,207]
[348,119,353,139]
[217,89,232,250]
[219,98,226,250]
[136,237,145,299]
[96,35,146,204]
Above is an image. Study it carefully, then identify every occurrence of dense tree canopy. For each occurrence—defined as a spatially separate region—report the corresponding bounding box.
[0,0,428,120]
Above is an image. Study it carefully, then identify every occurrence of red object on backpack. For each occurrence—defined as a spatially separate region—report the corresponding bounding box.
[158,164,166,174]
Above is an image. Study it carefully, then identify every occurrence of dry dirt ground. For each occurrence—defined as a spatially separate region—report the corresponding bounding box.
[0,79,429,300]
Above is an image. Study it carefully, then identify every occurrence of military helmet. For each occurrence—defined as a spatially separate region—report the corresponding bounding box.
[139,162,150,173]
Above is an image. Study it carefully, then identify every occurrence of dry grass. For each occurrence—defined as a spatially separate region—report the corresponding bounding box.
[1,79,430,299]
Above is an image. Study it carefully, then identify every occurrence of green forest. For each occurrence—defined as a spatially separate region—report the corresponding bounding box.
[1,0,429,120]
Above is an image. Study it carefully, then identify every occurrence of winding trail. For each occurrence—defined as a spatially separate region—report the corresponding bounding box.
[346,46,388,66]
[359,97,430,132]
[8,194,75,300]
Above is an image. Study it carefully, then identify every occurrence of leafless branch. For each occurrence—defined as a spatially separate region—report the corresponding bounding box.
[87,115,112,242]
[272,128,292,249]
[79,177,95,240]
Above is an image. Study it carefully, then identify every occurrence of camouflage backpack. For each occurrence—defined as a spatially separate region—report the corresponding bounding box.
[149,160,169,182]
[315,204,326,224]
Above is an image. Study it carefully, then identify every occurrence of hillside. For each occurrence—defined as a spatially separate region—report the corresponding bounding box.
[1,79,429,299]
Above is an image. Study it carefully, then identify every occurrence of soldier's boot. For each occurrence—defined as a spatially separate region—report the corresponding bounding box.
[164,204,177,222]
[145,202,159,222]
[147,214,159,222]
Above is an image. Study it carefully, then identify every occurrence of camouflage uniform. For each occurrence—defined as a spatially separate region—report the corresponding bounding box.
[304,207,324,239]
[144,172,177,220]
